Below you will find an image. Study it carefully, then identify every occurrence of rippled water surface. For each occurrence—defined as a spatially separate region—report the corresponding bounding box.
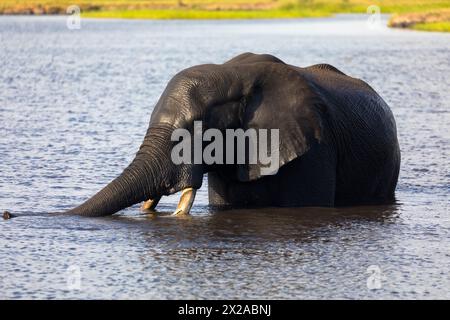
[0,15,449,299]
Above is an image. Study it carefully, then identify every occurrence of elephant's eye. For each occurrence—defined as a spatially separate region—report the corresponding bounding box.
[163,181,176,194]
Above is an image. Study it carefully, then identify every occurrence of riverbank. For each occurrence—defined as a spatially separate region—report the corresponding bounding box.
[389,9,450,32]
[1,1,449,31]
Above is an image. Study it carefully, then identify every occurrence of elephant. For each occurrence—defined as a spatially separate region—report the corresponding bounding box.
[65,52,400,217]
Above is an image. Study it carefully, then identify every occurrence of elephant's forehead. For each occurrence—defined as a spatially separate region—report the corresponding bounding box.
[150,94,193,129]
[177,62,273,86]
[147,61,297,130]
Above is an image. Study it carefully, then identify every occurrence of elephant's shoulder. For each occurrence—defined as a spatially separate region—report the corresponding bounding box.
[224,52,285,66]
[299,64,375,95]
[306,64,346,76]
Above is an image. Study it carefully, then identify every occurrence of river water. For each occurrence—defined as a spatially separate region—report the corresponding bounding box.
[0,15,449,299]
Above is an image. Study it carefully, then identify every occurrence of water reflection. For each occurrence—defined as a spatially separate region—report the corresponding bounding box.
[111,204,400,245]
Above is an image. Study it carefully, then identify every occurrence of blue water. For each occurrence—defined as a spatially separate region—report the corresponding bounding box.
[0,15,449,299]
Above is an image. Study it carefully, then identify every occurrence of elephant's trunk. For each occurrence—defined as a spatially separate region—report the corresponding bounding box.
[65,162,151,217]
[65,127,169,217]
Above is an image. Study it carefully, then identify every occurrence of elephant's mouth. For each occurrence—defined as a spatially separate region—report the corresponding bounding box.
[141,187,197,216]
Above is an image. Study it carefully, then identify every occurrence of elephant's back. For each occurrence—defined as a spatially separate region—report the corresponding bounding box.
[299,65,401,202]
[299,65,398,146]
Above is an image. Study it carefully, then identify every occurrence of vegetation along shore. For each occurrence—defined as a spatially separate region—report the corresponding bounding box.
[1,1,449,32]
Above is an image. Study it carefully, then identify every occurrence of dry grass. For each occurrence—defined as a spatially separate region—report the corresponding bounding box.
[1,1,280,14]
[389,8,450,30]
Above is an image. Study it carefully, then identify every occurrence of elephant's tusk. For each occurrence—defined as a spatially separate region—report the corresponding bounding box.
[173,188,197,215]
[141,196,161,212]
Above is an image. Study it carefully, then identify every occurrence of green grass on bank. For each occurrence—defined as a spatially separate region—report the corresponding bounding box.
[82,1,450,20]
[82,8,329,20]
[2,0,450,15]
[80,1,450,28]
[413,21,450,31]
[1,1,450,31]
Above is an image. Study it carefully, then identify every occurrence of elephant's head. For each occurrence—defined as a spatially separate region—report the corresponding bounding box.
[66,53,323,216]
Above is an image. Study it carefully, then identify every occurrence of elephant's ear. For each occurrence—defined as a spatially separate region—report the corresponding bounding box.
[236,65,324,182]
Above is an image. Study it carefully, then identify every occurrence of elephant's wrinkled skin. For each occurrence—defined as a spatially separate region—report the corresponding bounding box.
[66,53,400,216]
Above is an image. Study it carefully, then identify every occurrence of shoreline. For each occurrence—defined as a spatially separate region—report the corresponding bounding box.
[0,1,449,32]
[389,10,450,32]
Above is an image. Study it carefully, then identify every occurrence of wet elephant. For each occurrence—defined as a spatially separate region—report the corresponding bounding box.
[65,52,400,216]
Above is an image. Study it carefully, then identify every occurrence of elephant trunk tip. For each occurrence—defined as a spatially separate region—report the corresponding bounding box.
[3,210,14,220]
[63,165,154,217]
